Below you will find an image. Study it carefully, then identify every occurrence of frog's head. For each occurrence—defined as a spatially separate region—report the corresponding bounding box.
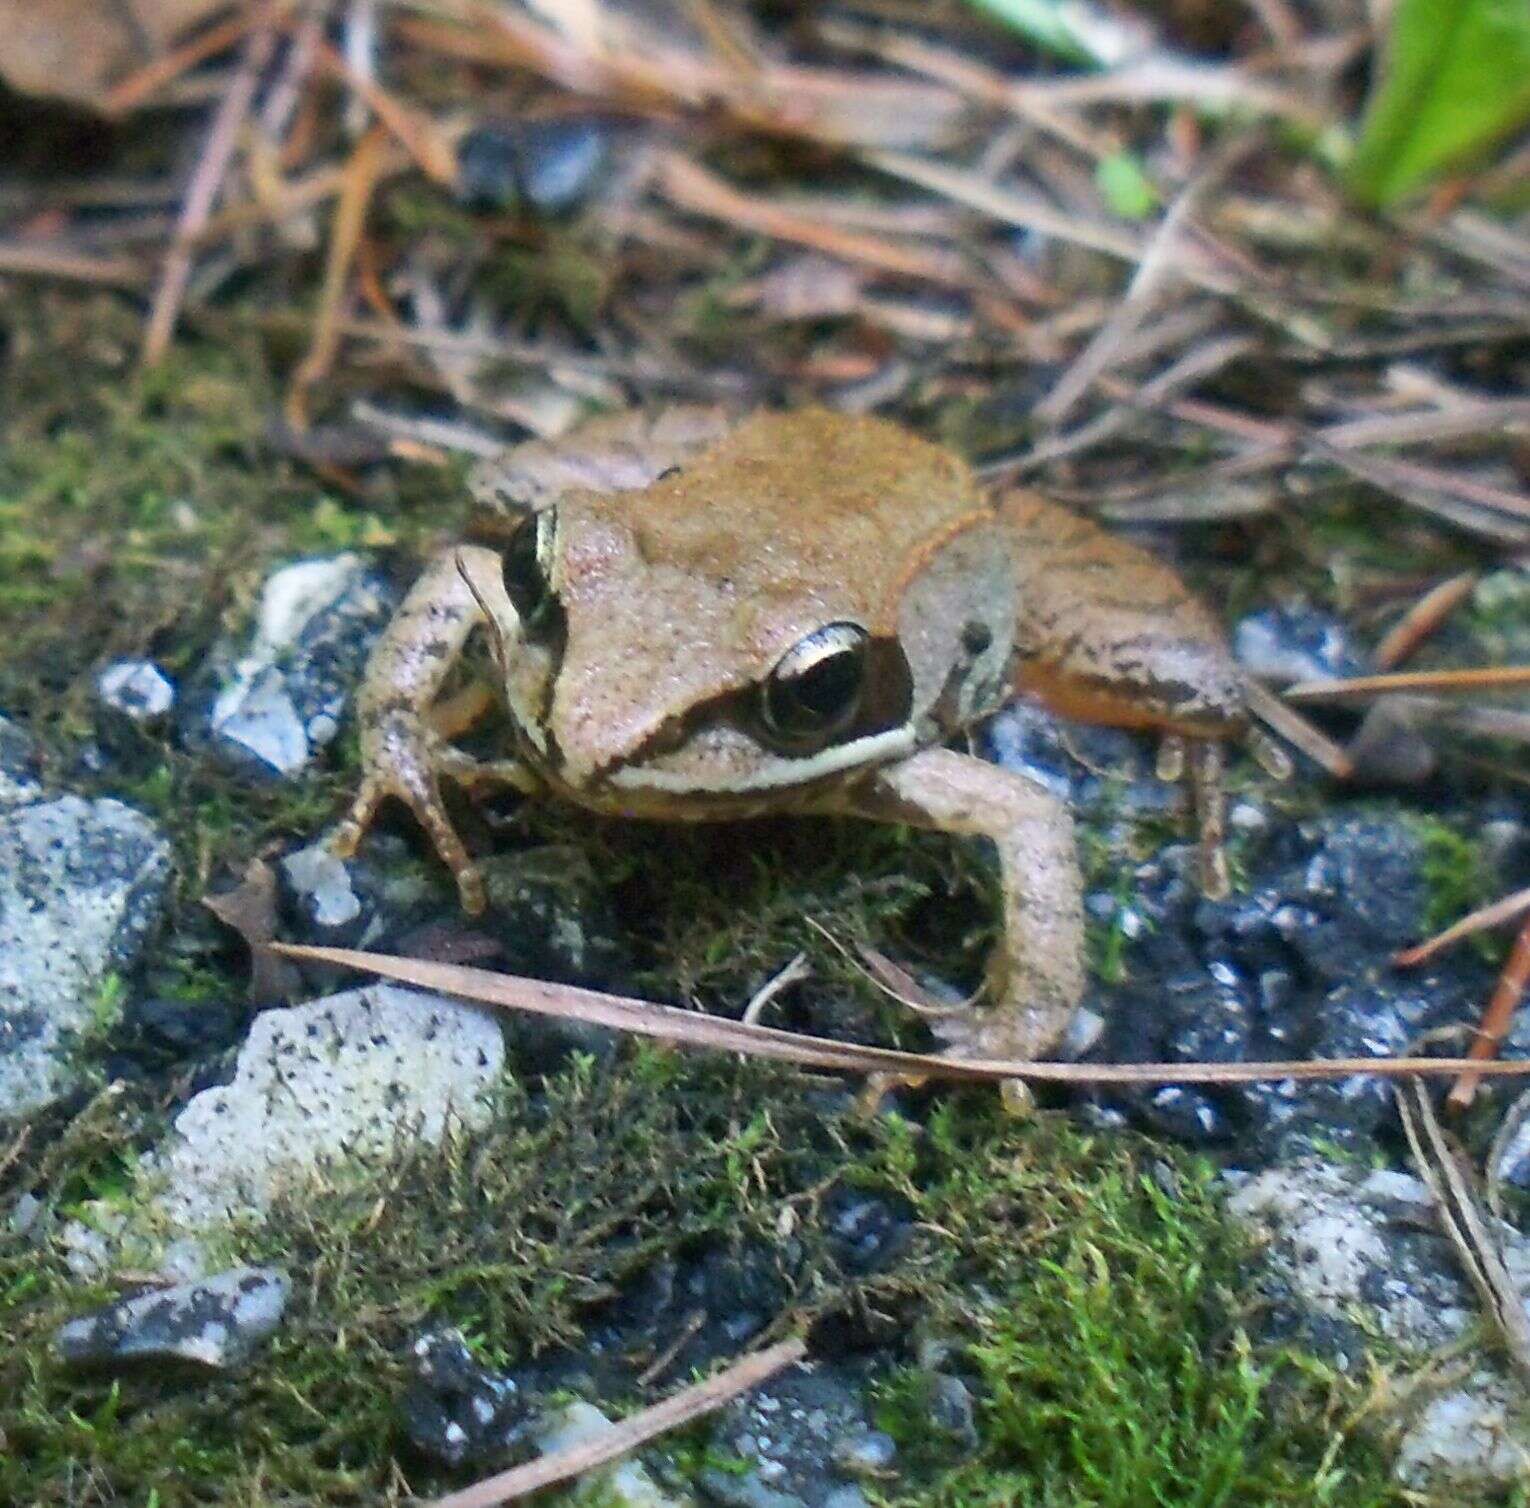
[457,410,1017,813]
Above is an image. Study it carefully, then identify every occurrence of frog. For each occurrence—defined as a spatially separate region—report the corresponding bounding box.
[330,407,1261,1066]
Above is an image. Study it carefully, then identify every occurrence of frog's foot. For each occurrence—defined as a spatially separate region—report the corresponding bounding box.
[330,724,489,914]
[1156,731,1291,905]
[918,968,1075,1065]
[1156,729,1290,901]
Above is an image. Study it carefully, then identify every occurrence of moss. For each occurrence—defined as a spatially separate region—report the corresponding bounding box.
[2,1056,1417,1506]
[870,1098,1402,1506]
[1402,811,1504,964]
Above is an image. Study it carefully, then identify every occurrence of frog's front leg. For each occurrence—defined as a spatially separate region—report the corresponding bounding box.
[829,747,1086,1063]
[331,544,533,913]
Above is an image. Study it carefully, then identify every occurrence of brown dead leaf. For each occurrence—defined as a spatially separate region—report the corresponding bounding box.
[203,855,300,1003]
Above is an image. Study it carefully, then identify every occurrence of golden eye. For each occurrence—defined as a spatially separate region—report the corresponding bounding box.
[500,510,557,634]
[760,623,867,749]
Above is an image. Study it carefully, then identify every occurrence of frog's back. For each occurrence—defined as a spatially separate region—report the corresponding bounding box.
[608,409,988,634]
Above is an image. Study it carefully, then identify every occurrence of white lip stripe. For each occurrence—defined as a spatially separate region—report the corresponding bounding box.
[604,724,918,794]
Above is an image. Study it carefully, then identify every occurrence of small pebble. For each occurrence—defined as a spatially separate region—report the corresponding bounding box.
[832,1429,897,1477]
[1233,606,1365,685]
[97,658,175,720]
[457,118,610,214]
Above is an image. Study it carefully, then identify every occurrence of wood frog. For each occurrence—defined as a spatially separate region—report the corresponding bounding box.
[332,408,1260,1065]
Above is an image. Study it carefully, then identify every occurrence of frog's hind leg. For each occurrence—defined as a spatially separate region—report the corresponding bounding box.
[429,679,498,740]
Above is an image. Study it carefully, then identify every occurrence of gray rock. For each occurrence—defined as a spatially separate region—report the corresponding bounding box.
[1233,606,1365,686]
[0,796,172,1119]
[819,1492,871,1508]
[457,118,611,214]
[191,554,394,778]
[1093,811,1470,1163]
[1228,1157,1530,1489]
[698,1470,802,1508]
[1227,1159,1488,1355]
[400,1333,690,1503]
[401,1327,536,1469]
[55,1266,289,1371]
[96,659,175,721]
[213,670,308,774]
[983,700,1164,815]
[535,1400,690,1506]
[63,985,507,1277]
[1490,1115,1530,1195]
[706,1367,881,1508]
[148,984,505,1236]
[1395,1373,1530,1489]
[830,1430,895,1478]
[926,1373,979,1446]
[1344,698,1436,785]
[281,841,363,932]
[0,714,43,807]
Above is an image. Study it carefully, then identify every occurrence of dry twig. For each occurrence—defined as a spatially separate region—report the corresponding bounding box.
[1396,889,1530,968]
[141,22,276,366]
[1396,1076,1530,1380]
[426,1337,806,1508]
[1286,667,1530,704]
[1374,573,1480,671]
[271,942,1530,1087]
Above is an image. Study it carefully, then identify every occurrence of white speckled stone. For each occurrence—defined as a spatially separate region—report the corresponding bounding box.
[0,714,42,808]
[1227,1159,1482,1349]
[1229,1157,1530,1491]
[1395,1373,1530,1488]
[149,984,505,1233]
[0,795,172,1119]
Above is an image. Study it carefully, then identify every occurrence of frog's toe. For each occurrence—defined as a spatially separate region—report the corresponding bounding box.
[928,1001,1071,1065]
[329,778,385,860]
[331,765,486,915]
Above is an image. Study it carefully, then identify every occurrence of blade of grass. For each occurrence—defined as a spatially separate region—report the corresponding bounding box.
[1396,1075,1530,1379]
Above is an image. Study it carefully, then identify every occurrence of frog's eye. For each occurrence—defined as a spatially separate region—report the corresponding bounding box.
[501,510,558,634]
[760,623,868,749]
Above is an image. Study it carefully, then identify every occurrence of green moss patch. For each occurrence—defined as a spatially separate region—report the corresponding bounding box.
[4,1053,1409,1505]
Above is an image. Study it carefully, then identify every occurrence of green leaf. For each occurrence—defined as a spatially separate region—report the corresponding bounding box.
[962,0,1101,65]
[1348,0,1530,205]
[1095,151,1160,219]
